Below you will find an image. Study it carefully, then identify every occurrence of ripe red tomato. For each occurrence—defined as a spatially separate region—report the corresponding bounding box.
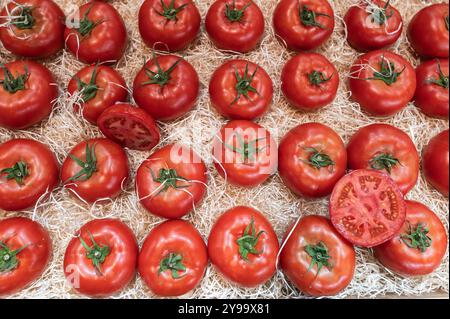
[68,64,128,124]
[280,215,355,296]
[0,0,65,58]
[281,52,339,111]
[209,59,273,120]
[0,139,59,212]
[138,220,207,297]
[208,206,279,287]
[61,138,129,204]
[349,50,416,116]
[347,124,419,195]
[212,120,278,188]
[374,200,448,276]
[273,0,335,51]
[133,54,199,121]
[97,103,160,151]
[138,0,201,52]
[414,59,449,118]
[407,3,449,58]
[344,0,403,52]
[0,60,57,130]
[136,144,207,219]
[329,169,407,247]
[422,130,449,197]
[278,123,347,198]
[64,1,127,64]
[0,217,51,296]
[64,219,138,297]
[205,0,264,53]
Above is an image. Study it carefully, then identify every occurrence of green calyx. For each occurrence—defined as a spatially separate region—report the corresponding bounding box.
[230,63,259,106]
[224,132,266,162]
[401,222,432,253]
[308,70,333,87]
[368,0,393,26]
[225,0,252,22]
[299,5,330,29]
[158,0,188,21]
[79,232,110,274]
[0,64,29,94]
[150,168,190,196]
[11,6,35,29]
[76,5,102,37]
[0,241,28,273]
[1,161,29,186]
[76,64,99,103]
[302,147,335,170]
[159,253,187,279]
[305,242,332,275]
[426,61,449,89]
[141,53,182,87]
[369,153,401,174]
[367,56,405,86]
[236,218,264,261]
[67,143,97,182]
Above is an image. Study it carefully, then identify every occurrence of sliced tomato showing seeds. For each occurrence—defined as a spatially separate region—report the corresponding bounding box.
[329,169,406,248]
[97,103,160,151]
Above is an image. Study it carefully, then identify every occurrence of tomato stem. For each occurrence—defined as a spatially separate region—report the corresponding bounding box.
[75,64,100,103]
[66,143,98,182]
[223,132,266,162]
[425,60,449,89]
[141,52,182,87]
[1,161,29,186]
[368,0,393,26]
[0,241,29,273]
[302,147,335,170]
[0,64,29,94]
[159,253,187,279]
[230,63,259,106]
[236,218,264,261]
[299,5,330,29]
[150,168,190,196]
[305,242,331,275]
[365,55,405,86]
[76,4,102,37]
[308,71,334,87]
[157,0,188,21]
[11,5,35,29]
[445,15,449,31]
[79,231,110,274]
[401,222,432,253]
[225,0,252,22]
[369,153,401,174]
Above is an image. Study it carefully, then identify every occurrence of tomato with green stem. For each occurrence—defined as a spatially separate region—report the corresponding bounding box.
[138,220,207,296]
[136,143,207,219]
[61,138,129,204]
[63,219,138,297]
[279,215,355,297]
[209,59,273,120]
[422,129,449,197]
[208,206,279,287]
[132,53,199,121]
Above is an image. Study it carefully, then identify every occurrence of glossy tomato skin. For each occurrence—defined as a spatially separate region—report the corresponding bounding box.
[139,220,208,297]
[61,138,129,204]
[374,201,448,276]
[63,219,138,297]
[0,0,65,58]
[273,0,335,51]
[0,139,59,212]
[344,0,403,52]
[347,124,419,195]
[0,60,57,130]
[97,103,160,151]
[280,215,355,296]
[329,169,407,248]
[136,144,207,219]
[423,130,449,197]
[68,65,128,124]
[349,50,416,116]
[281,53,339,111]
[133,54,199,121]
[278,123,347,198]
[208,206,279,287]
[205,0,264,53]
[407,3,449,58]
[139,0,201,52]
[212,120,278,188]
[209,60,273,120]
[64,1,127,64]
[414,59,449,118]
[0,217,51,296]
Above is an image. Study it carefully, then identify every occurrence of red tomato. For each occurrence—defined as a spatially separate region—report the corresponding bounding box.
[407,3,449,58]
[414,59,449,118]
[138,220,207,297]
[0,217,51,296]
[344,0,403,52]
[0,60,57,130]
[349,50,416,116]
[280,215,355,296]
[205,0,264,53]
[133,54,199,121]
[0,0,65,58]
[374,201,448,276]
[68,64,128,124]
[422,130,449,197]
[63,219,138,297]
[0,139,59,212]
[281,52,339,111]
[273,0,335,51]
[278,123,347,198]
[329,169,407,247]
[97,103,160,151]
[64,1,127,64]
[138,0,201,52]
[136,144,207,219]
[347,124,419,195]
[212,120,278,188]
[208,206,279,287]
[61,138,129,204]
[209,59,273,120]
